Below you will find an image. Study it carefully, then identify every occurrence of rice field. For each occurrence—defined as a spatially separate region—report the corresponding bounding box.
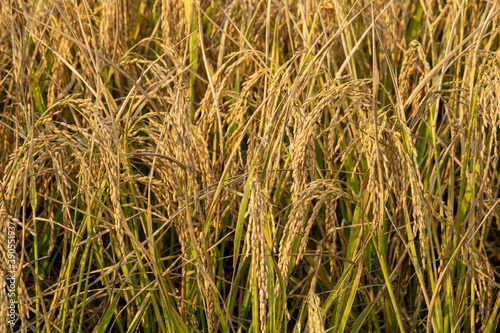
[1,0,500,332]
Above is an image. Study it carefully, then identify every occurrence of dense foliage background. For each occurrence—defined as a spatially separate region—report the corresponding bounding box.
[0,0,500,332]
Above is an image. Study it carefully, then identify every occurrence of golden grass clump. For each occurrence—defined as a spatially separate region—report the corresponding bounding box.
[161,0,186,49]
[100,0,130,60]
[1,0,500,332]
[307,291,325,333]
[399,40,430,123]
[245,178,270,333]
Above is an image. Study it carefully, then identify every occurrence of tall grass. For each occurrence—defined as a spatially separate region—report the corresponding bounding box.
[0,0,500,332]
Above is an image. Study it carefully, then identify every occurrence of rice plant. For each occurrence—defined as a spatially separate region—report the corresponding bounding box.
[0,0,499,332]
